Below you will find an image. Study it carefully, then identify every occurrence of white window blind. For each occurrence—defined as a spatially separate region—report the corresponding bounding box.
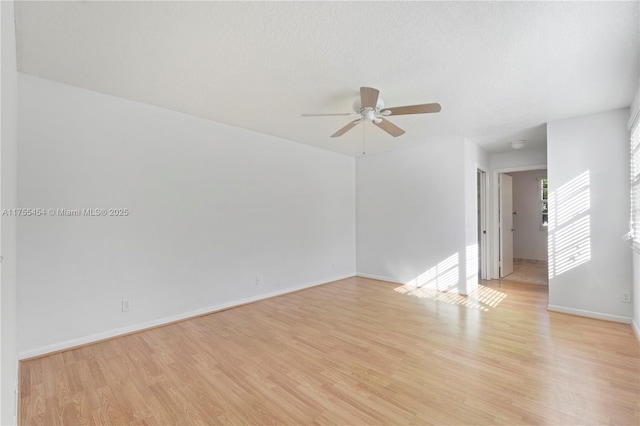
[540,178,548,228]
[629,121,640,251]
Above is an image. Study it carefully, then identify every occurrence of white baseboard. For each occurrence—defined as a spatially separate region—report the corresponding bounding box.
[632,319,640,343]
[356,272,403,284]
[547,304,632,324]
[19,273,354,360]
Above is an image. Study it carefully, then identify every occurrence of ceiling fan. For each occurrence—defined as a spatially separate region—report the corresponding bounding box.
[301,87,441,138]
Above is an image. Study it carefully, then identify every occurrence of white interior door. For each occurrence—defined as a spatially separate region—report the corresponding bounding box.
[499,173,514,277]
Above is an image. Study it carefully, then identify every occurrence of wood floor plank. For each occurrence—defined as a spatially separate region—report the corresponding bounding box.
[20,275,640,425]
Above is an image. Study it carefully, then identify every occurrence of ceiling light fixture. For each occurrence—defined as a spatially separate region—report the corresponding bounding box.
[511,140,526,150]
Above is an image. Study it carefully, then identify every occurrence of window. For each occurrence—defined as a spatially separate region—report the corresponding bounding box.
[541,178,548,228]
[630,124,640,251]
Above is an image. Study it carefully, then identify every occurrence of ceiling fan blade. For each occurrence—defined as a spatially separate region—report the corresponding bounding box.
[301,113,357,117]
[381,103,442,116]
[373,118,405,137]
[331,119,361,138]
[360,87,380,109]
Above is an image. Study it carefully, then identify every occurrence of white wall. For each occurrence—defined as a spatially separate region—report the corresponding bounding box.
[356,135,473,294]
[547,108,632,322]
[633,252,640,337]
[17,74,356,357]
[490,147,548,171]
[1,0,19,423]
[509,169,548,261]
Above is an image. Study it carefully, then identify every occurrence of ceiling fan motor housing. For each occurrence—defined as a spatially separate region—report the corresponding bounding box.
[353,97,385,113]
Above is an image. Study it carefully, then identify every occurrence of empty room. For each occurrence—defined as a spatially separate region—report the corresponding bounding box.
[1,1,639,425]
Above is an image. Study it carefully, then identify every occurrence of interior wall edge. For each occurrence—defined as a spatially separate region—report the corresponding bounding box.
[18,273,355,360]
[1,0,19,424]
[633,319,640,343]
[547,304,632,324]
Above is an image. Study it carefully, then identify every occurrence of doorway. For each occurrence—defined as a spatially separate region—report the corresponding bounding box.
[507,169,549,284]
[491,164,547,280]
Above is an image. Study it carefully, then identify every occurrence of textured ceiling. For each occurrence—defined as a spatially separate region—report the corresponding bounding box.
[14,1,640,156]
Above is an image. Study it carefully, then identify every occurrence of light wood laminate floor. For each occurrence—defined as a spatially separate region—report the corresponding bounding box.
[507,260,548,286]
[20,277,639,425]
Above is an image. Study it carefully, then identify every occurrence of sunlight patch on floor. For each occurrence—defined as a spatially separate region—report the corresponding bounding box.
[404,253,459,292]
[393,284,506,311]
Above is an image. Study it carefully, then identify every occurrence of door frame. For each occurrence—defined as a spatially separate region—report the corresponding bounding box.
[477,167,489,280]
[490,164,547,279]
[499,173,514,277]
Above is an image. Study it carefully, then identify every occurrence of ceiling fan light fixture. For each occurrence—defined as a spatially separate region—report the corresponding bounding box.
[364,110,377,122]
[511,140,526,150]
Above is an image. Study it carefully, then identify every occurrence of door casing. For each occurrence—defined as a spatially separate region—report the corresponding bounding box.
[499,173,514,277]
[477,168,489,280]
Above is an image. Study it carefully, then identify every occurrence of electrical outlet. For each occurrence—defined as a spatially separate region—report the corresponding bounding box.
[621,292,631,303]
[122,299,131,312]
[255,275,261,286]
